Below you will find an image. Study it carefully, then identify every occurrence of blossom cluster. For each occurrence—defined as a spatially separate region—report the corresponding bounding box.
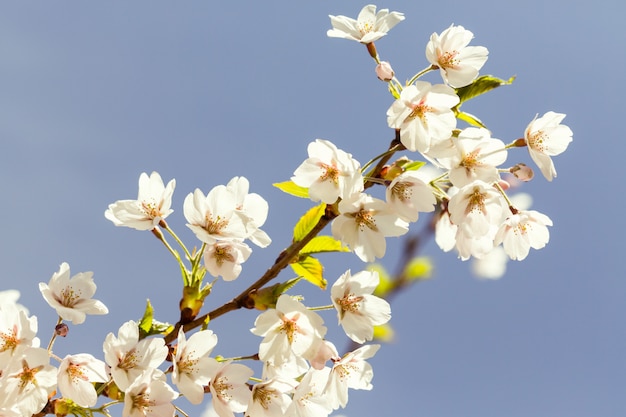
[1,4,572,416]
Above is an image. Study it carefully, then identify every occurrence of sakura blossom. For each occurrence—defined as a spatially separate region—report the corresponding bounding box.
[0,306,39,369]
[286,367,333,417]
[0,347,57,417]
[426,24,489,88]
[103,320,168,391]
[246,378,294,417]
[251,294,327,366]
[327,4,404,44]
[57,353,108,407]
[437,127,507,187]
[324,344,380,409]
[331,269,391,344]
[172,328,218,405]
[386,81,460,153]
[105,171,176,231]
[38,262,108,325]
[494,209,553,260]
[225,176,272,248]
[205,360,253,417]
[524,111,573,181]
[385,170,437,222]
[292,139,364,204]
[332,193,408,263]
[122,370,178,417]
[203,240,252,281]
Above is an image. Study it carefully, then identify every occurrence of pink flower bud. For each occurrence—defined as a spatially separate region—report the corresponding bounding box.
[55,323,69,337]
[376,61,394,81]
[510,163,534,182]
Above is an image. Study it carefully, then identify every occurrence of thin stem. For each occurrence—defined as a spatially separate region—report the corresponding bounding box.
[151,227,181,263]
[46,317,63,352]
[161,221,193,261]
[308,304,335,311]
[407,64,438,86]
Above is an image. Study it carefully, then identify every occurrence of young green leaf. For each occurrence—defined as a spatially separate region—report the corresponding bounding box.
[293,203,326,242]
[455,75,515,105]
[273,181,310,198]
[300,235,349,255]
[290,256,327,289]
[456,110,487,128]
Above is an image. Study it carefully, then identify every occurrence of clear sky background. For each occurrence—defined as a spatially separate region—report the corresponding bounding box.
[1,1,624,416]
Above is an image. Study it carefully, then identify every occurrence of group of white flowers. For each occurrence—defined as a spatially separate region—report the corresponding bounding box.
[0,4,572,417]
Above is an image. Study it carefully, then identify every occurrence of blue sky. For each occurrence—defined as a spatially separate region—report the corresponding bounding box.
[1,1,624,416]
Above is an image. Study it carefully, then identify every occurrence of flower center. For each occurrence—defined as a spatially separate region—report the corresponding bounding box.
[357,19,374,36]
[279,313,301,345]
[118,348,139,371]
[406,98,432,123]
[0,325,19,353]
[438,50,460,69]
[351,209,378,232]
[212,245,235,267]
[212,376,233,401]
[59,286,81,308]
[319,162,340,184]
[141,200,160,219]
[465,187,487,215]
[391,181,413,203]
[204,214,229,235]
[336,293,363,318]
[253,385,277,410]
[527,130,548,152]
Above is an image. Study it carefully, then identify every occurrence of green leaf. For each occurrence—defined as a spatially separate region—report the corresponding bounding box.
[403,160,426,171]
[293,203,326,242]
[404,256,433,281]
[138,299,155,337]
[138,300,173,338]
[290,256,327,289]
[455,75,515,105]
[300,235,349,255]
[273,181,309,198]
[456,110,487,128]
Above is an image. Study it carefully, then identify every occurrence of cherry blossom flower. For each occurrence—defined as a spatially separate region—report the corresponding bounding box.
[327,5,404,44]
[385,170,436,222]
[0,347,57,416]
[183,186,247,244]
[292,139,364,204]
[206,360,253,417]
[57,353,108,407]
[437,127,507,187]
[172,328,218,405]
[494,209,553,260]
[324,344,380,409]
[39,262,108,325]
[331,269,391,344]
[0,305,39,369]
[426,24,489,88]
[286,367,333,417]
[524,111,573,181]
[448,181,507,260]
[246,378,294,417]
[386,82,460,153]
[103,320,168,391]
[105,171,176,230]
[225,176,272,248]
[251,294,327,366]
[122,370,178,417]
[332,193,408,263]
[203,240,252,281]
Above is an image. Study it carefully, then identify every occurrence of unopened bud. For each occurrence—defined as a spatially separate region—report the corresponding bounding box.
[510,163,534,182]
[55,323,69,337]
[376,61,394,82]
